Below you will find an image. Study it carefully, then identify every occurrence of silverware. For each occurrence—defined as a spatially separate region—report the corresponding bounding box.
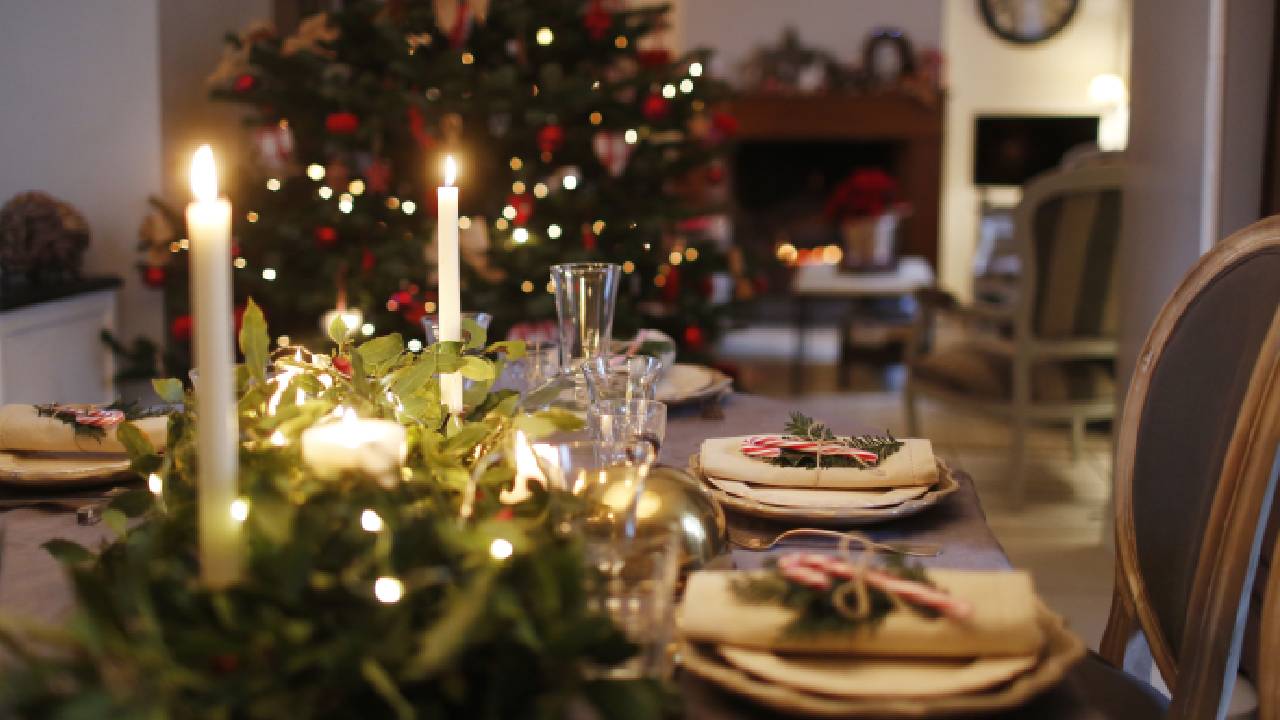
[729,527,942,557]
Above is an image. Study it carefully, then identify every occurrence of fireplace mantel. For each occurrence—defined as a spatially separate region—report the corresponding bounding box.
[727,93,944,267]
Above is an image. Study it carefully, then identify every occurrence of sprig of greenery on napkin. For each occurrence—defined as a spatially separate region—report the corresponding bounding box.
[766,412,904,469]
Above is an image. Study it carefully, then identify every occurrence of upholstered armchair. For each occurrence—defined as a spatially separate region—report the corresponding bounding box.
[904,163,1125,506]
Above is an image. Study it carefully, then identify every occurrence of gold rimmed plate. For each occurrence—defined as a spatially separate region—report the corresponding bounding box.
[690,454,960,527]
[0,451,134,488]
[657,364,733,405]
[680,602,1085,718]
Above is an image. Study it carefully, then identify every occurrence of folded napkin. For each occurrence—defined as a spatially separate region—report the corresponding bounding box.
[681,569,1043,658]
[699,436,938,489]
[0,405,167,454]
[705,476,929,509]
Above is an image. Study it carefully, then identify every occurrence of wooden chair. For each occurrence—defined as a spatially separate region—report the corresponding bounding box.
[904,163,1125,505]
[1098,217,1280,717]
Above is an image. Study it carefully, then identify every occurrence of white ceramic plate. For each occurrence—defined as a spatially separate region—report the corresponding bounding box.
[681,603,1085,718]
[690,455,960,526]
[657,363,733,405]
[0,451,133,487]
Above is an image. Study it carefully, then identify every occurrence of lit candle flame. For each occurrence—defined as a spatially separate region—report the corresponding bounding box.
[501,430,545,504]
[190,144,218,202]
[443,155,457,187]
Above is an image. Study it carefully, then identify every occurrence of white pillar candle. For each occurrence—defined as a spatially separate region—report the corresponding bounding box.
[300,408,408,486]
[185,145,241,588]
[437,155,464,414]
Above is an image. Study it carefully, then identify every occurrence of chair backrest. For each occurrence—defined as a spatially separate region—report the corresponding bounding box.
[1107,217,1280,699]
[1013,164,1125,341]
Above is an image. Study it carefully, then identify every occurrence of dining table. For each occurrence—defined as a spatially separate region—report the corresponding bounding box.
[0,392,1149,718]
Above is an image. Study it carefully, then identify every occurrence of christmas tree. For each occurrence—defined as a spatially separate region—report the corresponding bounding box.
[135,0,747,373]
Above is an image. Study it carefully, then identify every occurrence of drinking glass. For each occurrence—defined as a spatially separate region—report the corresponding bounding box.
[551,263,620,372]
[421,311,492,347]
[581,355,663,405]
[587,399,668,453]
[583,526,681,680]
[532,438,655,543]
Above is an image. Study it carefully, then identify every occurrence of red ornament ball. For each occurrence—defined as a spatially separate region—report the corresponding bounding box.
[537,124,565,154]
[683,325,706,351]
[325,112,360,135]
[142,265,166,288]
[637,49,672,68]
[712,111,739,138]
[314,226,339,247]
[642,93,671,121]
[170,315,193,343]
[583,0,613,40]
[232,74,257,93]
[505,192,534,225]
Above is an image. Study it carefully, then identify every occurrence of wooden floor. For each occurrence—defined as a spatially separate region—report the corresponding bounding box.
[719,327,1115,649]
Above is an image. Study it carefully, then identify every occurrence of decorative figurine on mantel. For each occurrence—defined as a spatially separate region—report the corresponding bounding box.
[0,191,90,285]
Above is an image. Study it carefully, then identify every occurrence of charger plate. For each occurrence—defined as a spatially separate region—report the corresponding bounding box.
[690,454,960,526]
[657,364,733,405]
[680,602,1085,718]
[0,451,133,488]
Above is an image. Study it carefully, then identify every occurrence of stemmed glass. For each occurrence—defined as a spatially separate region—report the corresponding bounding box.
[587,399,668,453]
[581,355,663,406]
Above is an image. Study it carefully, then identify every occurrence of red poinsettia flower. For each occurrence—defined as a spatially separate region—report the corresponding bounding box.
[325,112,360,135]
[824,168,899,221]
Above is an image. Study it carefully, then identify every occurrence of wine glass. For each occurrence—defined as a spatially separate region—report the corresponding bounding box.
[581,355,663,406]
[587,399,668,453]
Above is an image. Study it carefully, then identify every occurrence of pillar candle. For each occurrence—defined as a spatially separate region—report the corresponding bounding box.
[185,145,241,588]
[437,155,463,413]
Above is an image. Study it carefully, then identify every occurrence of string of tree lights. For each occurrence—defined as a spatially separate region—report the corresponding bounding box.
[131,0,753,375]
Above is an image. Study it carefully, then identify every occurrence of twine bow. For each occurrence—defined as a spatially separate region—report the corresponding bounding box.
[776,533,974,622]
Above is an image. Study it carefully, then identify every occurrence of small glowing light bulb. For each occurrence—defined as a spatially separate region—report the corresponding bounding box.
[307,164,326,181]
[148,473,163,494]
[490,538,514,560]
[562,174,578,190]
[547,223,562,239]
[535,27,554,46]
[361,509,384,532]
[270,430,287,446]
[374,576,404,603]
[624,129,638,145]
[689,61,704,77]
[230,498,249,522]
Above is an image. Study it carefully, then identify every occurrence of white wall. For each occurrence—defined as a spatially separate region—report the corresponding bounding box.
[0,0,163,344]
[678,0,943,78]
[939,0,1130,297]
[1115,0,1274,387]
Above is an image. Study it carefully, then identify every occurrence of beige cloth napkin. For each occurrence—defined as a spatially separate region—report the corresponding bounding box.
[680,569,1044,658]
[699,436,938,489]
[704,476,929,509]
[0,405,168,454]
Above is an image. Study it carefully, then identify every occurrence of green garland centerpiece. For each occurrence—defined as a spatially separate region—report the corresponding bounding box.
[740,412,904,469]
[0,300,669,719]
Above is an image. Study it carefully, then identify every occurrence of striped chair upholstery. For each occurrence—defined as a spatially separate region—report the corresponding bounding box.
[908,182,1122,405]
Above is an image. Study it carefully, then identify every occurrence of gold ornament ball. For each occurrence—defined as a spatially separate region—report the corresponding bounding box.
[633,465,727,573]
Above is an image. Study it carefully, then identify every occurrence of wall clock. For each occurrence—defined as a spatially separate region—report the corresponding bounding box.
[978,0,1080,44]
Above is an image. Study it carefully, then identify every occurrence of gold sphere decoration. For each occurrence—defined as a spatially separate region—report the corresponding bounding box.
[634,465,727,573]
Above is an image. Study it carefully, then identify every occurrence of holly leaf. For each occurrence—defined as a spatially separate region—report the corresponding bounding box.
[115,422,155,461]
[43,539,93,565]
[485,339,527,360]
[151,378,185,404]
[239,298,270,384]
[461,317,488,351]
[328,314,352,345]
[458,356,494,381]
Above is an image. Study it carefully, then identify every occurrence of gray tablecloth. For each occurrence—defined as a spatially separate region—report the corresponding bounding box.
[0,393,1133,718]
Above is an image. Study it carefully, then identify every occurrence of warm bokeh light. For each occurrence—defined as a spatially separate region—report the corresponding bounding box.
[443,155,457,186]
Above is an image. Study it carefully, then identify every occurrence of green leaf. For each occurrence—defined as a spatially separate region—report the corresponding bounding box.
[43,539,93,565]
[458,356,494,381]
[108,489,154,518]
[404,568,496,679]
[485,339,527,360]
[239,298,270,383]
[388,356,437,397]
[357,334,404,371]
[102,508,127,537]
[328,314,352,344]
[461,317,488,351]
[583,679,668,720]
[151,378,185,404]
[115,422,155,461]
[361,658,415,720]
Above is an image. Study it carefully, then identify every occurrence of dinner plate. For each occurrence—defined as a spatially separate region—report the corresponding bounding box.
[681,602,1086,718]
[0,451,134,487]
[690,454,960,526]
[656,364,733,405]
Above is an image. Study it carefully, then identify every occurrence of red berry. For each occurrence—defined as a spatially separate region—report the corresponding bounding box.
[170,315,193,343]
[232,74,257,93]
[683,325,705,350]
[332,356,352,376]
[314,226,339,247]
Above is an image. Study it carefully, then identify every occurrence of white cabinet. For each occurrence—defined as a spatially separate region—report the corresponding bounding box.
[0,287,118,404]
